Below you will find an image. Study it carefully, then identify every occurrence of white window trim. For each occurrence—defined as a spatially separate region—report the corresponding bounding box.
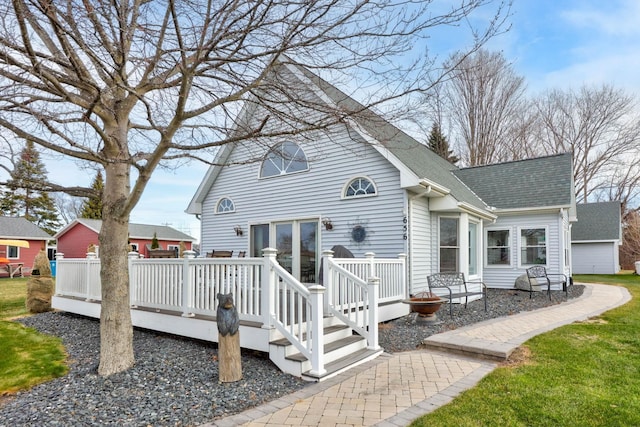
[438,216,459,273]
[468,220,481,277]
[517,225,549,268]
[215,196,236,214]
[7,245,19,259]
[341,175,378,199]
[485,227,512,268]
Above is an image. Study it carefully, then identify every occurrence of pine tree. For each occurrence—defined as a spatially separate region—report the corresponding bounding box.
[151,232,160,249]
[428,123,460,165]
[1,140,61,235]
[80,171,104,219]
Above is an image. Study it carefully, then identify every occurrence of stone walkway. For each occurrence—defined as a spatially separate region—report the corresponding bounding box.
[205,283,631,427]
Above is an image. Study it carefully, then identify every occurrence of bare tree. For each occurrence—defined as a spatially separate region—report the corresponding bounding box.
[620,209,640,270]
[532,84,640,203]
[52,193,83,225]
[431,49,527,166]
[0,0,510,375]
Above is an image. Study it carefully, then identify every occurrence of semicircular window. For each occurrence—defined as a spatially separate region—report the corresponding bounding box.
[216,197,235,213]
[344,177,377,198]
[260,142,309,178]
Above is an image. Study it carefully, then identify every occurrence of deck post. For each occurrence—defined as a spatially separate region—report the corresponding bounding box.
[398,253,407,298]
[308,284,326,377]
[128,252,139,308]
[367,276,380,350]
[54,253,64,296]
[261,248,278,329]
[321,249,334,315]
[365,252,376,279]
[85,252,97,301]
[181,256,195,317]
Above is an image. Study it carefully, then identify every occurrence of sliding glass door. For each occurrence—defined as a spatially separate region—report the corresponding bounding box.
[251,219,318,283]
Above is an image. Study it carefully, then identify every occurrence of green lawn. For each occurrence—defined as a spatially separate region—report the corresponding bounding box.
[0,277,67,394]
[411,273,640,427]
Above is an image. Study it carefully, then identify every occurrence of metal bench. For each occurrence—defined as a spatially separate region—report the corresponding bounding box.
[525,266,568,299]
[427,272,487,317]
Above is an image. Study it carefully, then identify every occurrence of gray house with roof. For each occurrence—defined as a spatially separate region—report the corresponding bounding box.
[571,202,622,274]
[187,60,576,294]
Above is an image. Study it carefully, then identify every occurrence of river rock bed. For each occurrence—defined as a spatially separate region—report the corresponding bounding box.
[0,285,584,426]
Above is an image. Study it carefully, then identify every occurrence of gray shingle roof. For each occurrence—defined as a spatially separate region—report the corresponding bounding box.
[572,202,621,241]
[452,153,574,210]
[74,218,195,241]
[0,216,52,239]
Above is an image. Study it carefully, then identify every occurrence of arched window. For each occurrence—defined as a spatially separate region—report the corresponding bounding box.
[260,142,309,178]
[344,177,377,198]
[216,197,235,213]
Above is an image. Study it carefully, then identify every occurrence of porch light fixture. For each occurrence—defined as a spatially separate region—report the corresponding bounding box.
[234,225,243,236]
[322,217,333,230]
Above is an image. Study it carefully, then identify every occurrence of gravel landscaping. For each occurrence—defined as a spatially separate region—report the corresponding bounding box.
[0,285,583,426]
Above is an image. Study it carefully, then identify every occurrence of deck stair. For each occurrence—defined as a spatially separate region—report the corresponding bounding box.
[269,316,383,381]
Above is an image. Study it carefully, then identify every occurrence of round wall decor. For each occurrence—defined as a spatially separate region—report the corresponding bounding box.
[351,225,367,243]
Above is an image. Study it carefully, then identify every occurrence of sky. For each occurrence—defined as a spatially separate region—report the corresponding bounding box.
[34,0,640,243]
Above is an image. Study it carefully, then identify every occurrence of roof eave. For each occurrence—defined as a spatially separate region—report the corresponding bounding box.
[491,204,574,214]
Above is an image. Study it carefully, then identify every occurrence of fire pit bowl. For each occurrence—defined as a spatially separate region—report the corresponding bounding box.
[402,292,448,318]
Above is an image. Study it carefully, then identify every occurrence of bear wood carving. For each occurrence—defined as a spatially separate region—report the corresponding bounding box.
[216,293,239,336]
[216,293,242,382]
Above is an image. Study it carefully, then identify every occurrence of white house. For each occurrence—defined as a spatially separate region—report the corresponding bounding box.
[52,60,579,380]
[187,60,577,294]
[571,201,622,274]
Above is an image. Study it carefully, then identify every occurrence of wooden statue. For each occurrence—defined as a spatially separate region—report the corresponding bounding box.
[216,293,242,382]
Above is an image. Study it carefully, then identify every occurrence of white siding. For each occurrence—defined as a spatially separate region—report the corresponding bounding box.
[200,123,407,261]
[572,242,619,274]
[483,212,564,289]
[408,195,431,294]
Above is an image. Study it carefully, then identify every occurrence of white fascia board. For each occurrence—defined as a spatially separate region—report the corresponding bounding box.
[418,178,450,196]
[490,204,573,215]
[457,201,497,221]
[429,196,496,220]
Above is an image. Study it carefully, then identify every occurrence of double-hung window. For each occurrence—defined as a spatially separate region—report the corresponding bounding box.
[486,229,510,266]
[520,227,547,265]
[439,217,459,272]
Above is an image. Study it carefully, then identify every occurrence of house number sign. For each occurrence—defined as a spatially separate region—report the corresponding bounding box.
[403,216,408,240]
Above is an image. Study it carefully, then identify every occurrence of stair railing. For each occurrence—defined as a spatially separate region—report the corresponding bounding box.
[263,248,326,377]
[322,250,380,350]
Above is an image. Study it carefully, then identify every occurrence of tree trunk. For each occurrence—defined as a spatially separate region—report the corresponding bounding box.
[218,332,242,383]
[97,161,134,376]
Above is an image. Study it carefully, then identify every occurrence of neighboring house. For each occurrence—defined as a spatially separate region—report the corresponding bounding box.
[571,202,622,274]
[186,60,576,293]
[0,216,52,277]
[55,218,196,258]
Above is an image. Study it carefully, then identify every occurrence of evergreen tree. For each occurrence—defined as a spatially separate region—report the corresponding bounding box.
[428,123,460,165]
[80,171,104,219]
[151,232,160,249]
[1,141,60,235]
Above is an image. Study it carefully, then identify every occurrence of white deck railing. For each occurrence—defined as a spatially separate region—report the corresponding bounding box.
[53,248,405,377]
